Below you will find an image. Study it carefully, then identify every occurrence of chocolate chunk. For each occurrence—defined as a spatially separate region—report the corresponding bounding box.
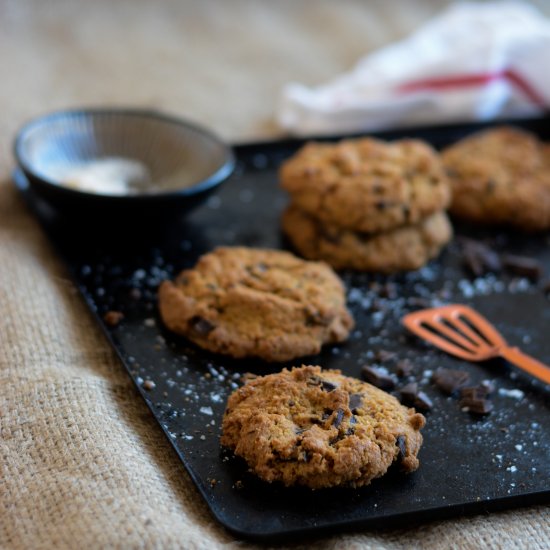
[396,435,407,460]
[460,238,502,277]
[460,395,493,415]
[414,391,434,412]
[348,393,363,413]
[361,366,397,391]
[320,380,337,392]
[502,254,543,281]
[308,375,336,389]
[396,359,414,377]
[103,310,124,327]
[375,201,388,211]
[399,382,419,406]
[432,367,470,395]
[332,408,345,428]
[399,383,433,411]
[190,316,215,336]
[460,384,493,401]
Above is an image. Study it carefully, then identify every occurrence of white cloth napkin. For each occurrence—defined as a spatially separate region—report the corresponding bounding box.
[277,2,550,136]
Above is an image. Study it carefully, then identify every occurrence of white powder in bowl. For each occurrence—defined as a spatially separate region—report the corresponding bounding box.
[51,157,150,195]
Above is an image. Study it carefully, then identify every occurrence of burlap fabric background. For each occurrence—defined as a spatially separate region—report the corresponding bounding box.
[1,1,549,548]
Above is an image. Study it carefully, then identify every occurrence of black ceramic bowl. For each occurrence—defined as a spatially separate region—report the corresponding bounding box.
[13,108,235,219]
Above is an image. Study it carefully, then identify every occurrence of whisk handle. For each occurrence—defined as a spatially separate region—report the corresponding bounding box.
[500,346,550,385]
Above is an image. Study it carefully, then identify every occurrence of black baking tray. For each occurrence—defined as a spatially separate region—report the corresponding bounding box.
[14,116,550,541]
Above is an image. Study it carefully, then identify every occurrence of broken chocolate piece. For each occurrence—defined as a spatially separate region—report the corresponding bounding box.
[332,408,345,428]
[502,254,542,282]
[399,382,419,406]
[460,238,502,277]
[414,391,434,412]
[348,393,363,413]
[399,383,433,411]
[460,384,493,401]
[396,359,414,377]
[190,316,215,336]
[432,367,471,395]
[344,415,357,436]
[361,366,397,391]
[460,395,493,415]
[396,435,407,460]
[320,380,338,392]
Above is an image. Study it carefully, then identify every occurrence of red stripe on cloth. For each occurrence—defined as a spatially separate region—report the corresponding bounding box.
[396,70,546,107]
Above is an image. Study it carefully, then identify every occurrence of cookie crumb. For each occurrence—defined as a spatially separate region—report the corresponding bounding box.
[103,310,124,327]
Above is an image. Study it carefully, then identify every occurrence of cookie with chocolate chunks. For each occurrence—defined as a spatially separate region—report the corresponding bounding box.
[280,137,451,233]
[158,247,354,362]
[443,127,550,231]
[221,365,425,489]
[282,205,452,273]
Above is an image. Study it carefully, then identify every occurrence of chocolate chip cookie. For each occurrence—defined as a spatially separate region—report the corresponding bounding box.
[442,126,550,231]
[280,137,451,233]
[221,365,425,489]
[158,247,354,362]
[282,205,452,272]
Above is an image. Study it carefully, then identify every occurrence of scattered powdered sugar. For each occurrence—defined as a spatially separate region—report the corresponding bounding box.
[498,388,525,400]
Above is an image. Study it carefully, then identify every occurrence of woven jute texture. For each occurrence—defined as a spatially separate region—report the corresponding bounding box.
[1,1,549,548]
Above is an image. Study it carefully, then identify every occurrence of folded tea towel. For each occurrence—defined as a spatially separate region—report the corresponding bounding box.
[277,2,550,135]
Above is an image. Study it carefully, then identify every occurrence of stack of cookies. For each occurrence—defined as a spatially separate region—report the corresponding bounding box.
[280,137,453,273]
